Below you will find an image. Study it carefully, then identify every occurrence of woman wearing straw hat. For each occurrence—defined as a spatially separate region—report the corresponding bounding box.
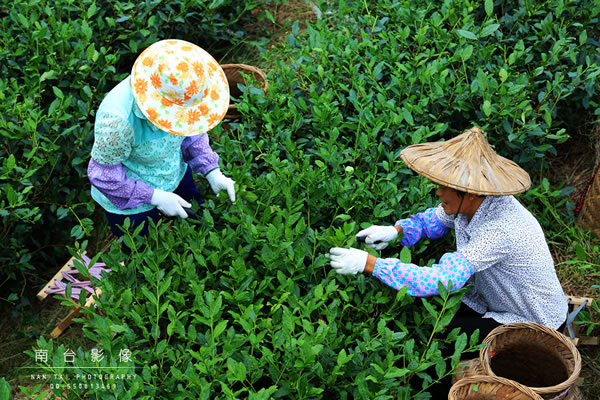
[328,127,568,336]
[87,39,236,236]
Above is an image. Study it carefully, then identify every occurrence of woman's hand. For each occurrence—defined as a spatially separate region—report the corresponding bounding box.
[328,247,369,275]
[355,225,401,250]
[206,169,236,202]
[328,247,377,275]
[150,189,192,218]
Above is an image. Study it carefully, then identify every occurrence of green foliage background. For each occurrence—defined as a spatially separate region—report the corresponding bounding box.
[1,0,600,398]
[0,0,270,287]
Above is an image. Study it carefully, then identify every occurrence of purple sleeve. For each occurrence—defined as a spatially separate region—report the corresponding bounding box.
[372,251,474,297]
[87,158,154,210]
[395,207,451,248]
[181,134,220,176]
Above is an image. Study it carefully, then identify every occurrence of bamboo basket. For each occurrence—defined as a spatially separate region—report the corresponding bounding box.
[449,375,543,400]
[221,64,268,119]
[577,163,600,238]
[452,358,484,385]
[479,323,581,400]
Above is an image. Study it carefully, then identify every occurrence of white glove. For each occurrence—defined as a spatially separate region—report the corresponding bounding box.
[328,247,368,275]
[150,189,191,218]
[356,225,398,250]
[206,169,236,202]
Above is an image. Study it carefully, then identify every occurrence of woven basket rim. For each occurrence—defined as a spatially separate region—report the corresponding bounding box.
[221,63,268,119]
[449,375,543,400]
[221,63,268,85]
[479,322,582,394]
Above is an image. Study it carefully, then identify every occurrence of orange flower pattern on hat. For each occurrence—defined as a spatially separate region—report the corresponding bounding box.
[198,103,209,116]
[146,108,158,122]
[150,73,161,89]
[131,39,230,136]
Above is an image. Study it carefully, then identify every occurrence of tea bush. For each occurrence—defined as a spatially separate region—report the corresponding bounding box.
[15,0,600,398]
[244,0,600,166]
[0,0,273,288]
[28,183,476,399]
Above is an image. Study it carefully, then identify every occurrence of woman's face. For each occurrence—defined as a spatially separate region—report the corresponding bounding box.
[436,185,464,215]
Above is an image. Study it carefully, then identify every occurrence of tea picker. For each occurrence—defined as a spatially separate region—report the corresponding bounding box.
[328,127,568,339]
[87,39,236,237]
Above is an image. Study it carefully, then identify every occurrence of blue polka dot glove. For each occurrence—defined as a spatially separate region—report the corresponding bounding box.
[328,247,368,275]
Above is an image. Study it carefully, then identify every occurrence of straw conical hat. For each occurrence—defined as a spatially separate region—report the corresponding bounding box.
[400,127,531,195]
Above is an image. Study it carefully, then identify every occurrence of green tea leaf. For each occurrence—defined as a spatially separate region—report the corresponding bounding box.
[453,332,467,356]
[141,287,157,305]
[87,2,97,18]
[456,29,477,40]
[110,324,127,333]
[461,45,473,61]
[403,108,414,125]
[400,246,411,263]
[159,276,172,296]
[214,320,228,338]
[480,23,500,38]
[469,330,480,347]
[384,367,409,379]
[314,284,323,300]
[435,358,446,378]
[422,298,438,319]
[542,178,550,192]
[5,185,18,206]
[337,349,349,366]
[52,86,64,99]
[0,378,12,400]
[482,100,492,117]
[484,0,493,16]
[17,13,29,28]
[499,68,508,83]
[5,154,16,173]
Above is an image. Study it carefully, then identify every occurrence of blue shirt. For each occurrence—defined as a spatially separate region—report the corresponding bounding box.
[90,77,189,215]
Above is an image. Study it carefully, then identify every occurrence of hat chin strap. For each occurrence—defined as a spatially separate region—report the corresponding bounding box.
[453,194,465,220]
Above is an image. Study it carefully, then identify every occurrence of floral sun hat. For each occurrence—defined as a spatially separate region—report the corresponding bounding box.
[130,39,230,136]
[400,127,531,195]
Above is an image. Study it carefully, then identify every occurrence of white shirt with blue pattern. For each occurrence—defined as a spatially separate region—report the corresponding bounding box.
[373,195,567,329]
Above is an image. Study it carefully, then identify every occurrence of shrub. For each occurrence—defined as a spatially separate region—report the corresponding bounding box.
[29,195,476,399]
[241,0,600,166]
[20,0,600,398]
[0,0,271,289]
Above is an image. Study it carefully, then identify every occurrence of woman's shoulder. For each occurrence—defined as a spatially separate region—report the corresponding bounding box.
[97,77,135,119]
[472,196,531,235]
[481,196,546,243]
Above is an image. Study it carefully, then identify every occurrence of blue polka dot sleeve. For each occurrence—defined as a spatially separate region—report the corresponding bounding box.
[372,252,474,296]
[395,206,451,248]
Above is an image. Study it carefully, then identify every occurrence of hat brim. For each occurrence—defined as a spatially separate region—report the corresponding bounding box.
[400,128,531,196]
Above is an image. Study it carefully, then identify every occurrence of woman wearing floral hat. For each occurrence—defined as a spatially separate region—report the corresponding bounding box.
[88,39,236,236]
[328,127,568,336]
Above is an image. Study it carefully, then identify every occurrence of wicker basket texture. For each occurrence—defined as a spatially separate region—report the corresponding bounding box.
[452,359,584,400]
[449,375,543,400]
[452,358,484,385]
[221,64,268,119]
[577,168,600,238]
[479,323,581,400]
